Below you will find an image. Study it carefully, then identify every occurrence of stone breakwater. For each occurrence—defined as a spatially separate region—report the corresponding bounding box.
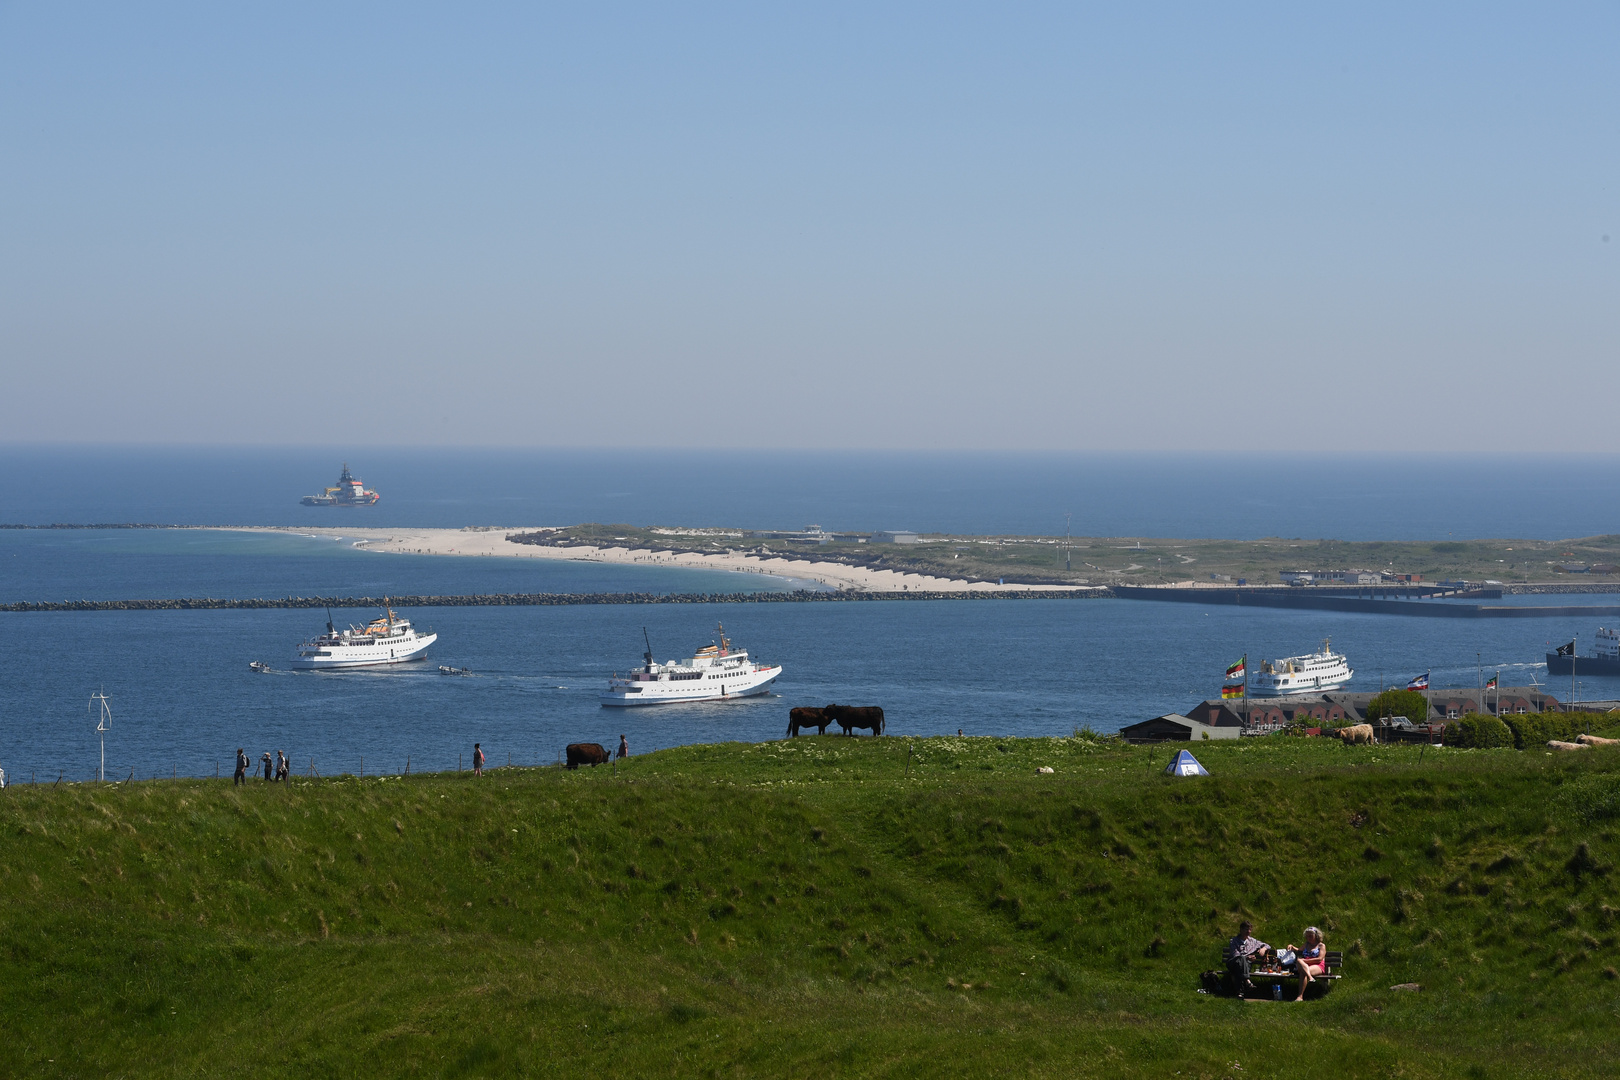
[0,590,1105,613]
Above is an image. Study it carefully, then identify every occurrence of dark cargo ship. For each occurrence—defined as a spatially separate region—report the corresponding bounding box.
[301,463,380,506]
[1545,629,1620,676]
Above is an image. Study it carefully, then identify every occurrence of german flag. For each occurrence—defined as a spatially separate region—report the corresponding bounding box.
[1221,684,1244,700]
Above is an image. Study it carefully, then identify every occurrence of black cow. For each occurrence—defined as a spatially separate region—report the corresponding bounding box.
[565,742,611,769]
[825,704,884,736]
[786,707,831,737]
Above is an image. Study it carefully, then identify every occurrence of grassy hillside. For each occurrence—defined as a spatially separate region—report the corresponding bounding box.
[513,525,1620,587]
[5,733,1620,1077]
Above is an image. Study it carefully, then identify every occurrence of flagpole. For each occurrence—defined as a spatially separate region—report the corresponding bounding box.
[1243,653,1248,725]
[1571,633,1577,712]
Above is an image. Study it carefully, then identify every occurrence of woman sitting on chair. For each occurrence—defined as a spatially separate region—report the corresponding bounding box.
[1286,927,1326,1000]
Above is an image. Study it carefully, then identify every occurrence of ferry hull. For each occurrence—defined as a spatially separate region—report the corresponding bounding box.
[1247,676,1353,697]
[1546,653,1620,676]
[290,633,436,670]
[600,670,780,707]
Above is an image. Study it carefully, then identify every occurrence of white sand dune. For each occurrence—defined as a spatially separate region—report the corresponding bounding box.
[232,527,1097,594]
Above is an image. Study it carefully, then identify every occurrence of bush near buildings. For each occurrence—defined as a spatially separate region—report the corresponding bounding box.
[1365,689,1431,726]
[1440,713,1513,748]
[1443,711,1611,749]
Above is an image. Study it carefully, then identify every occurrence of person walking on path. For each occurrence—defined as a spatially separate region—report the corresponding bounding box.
[234,748,248,787]
[261,752,273,782]
[473,742,485,777]
[617,735,629,760]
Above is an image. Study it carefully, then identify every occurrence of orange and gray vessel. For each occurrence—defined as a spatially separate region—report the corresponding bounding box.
[301,463,380,506]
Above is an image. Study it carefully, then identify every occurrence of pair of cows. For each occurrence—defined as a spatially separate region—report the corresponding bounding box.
[564,702,886,768]
[786,704,884,737]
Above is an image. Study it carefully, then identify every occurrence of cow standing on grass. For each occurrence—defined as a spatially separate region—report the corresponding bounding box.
[825,704,884,736]
[566,743,611,769]
[786,707,831,737]
[1338,724,1374,745]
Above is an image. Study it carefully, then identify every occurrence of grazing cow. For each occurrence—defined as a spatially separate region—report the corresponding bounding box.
[1338,724,1375,745]
[1577,734,1619,746]
[786,707,831,737]
[825,704,884,736]
[565,742,611,769]
[1548,740,1589,752]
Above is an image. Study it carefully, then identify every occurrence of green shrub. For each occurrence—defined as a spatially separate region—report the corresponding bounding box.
[1442,713,1512,749]
[1500,712,1596,749]
[1366,688,1431,725]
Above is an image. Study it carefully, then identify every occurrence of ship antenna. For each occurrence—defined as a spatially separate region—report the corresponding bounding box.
[325,606,336,636]
[642,626,654,673]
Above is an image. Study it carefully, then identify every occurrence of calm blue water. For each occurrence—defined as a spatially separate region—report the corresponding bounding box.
[3,448,1620,783]
[4,445,1619,539]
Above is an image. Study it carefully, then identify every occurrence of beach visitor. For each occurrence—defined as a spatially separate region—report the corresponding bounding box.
[262,752,274,781]
[234,748,248,787]
[1286,927,1327,1000]
[617,735,629,759]
[276,751,289,782]
[473,742,484,777]
[1225,920,1269,995]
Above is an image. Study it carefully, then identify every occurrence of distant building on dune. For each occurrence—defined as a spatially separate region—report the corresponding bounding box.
[871,530,920,544]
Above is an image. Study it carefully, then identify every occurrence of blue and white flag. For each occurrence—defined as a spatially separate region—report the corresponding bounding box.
[1406,671,1430,691]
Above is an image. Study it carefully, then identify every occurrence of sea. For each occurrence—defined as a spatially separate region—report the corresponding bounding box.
[3,446,1619,784]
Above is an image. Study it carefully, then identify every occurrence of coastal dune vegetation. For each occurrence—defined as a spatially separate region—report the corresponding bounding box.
[514,525,1620,588]
[4,733,1620,1077]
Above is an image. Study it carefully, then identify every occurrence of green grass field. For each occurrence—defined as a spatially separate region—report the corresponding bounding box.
[6,732,1620,1077]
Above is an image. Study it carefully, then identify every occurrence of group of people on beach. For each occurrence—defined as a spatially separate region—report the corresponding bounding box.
[234,748,290,785]
[1226,920,1326,1000]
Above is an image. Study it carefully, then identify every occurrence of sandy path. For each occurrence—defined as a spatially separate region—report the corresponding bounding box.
[232,527,1097,594]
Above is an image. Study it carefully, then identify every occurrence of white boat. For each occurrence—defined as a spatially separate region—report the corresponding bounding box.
[1248,639,1353,696]
[291,608,436,670]
[600,624,781,707]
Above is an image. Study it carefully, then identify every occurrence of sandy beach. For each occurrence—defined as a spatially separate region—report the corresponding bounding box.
[237,527,1096,593]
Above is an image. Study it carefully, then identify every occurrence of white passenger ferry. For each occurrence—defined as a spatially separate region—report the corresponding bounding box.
[291,608,436,670]
[600,624,781,707]
[1248,639,1353,696]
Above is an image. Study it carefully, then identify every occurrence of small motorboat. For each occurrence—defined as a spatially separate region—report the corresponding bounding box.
[249,661,271,673]
[438,665,472,676]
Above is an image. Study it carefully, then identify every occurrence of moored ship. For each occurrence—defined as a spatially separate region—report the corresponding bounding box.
[1546,629,1620,676]
[291,608,435,670]
[301,463,380,506]
[1248,639,1353,696]
[600,624,781,707]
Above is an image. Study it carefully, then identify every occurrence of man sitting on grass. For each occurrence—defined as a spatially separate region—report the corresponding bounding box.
[1225,920,1271,994]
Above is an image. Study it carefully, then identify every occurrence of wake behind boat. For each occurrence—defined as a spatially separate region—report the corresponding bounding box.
[600,624,781,707]
[1248,638,1353,696]
[291,607,436,670]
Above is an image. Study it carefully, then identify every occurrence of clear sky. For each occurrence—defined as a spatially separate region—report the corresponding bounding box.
[2,3,1615,450]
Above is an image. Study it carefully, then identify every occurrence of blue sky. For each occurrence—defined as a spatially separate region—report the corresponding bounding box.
[2,3,1615,449]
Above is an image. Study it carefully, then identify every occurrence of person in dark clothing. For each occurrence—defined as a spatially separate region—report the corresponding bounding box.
[1225,920,1270,996]
[234,748,248,787]
[261,752,273,781]
[617,735,629,760]
[473,742,485,777]
[275,750,289,782]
